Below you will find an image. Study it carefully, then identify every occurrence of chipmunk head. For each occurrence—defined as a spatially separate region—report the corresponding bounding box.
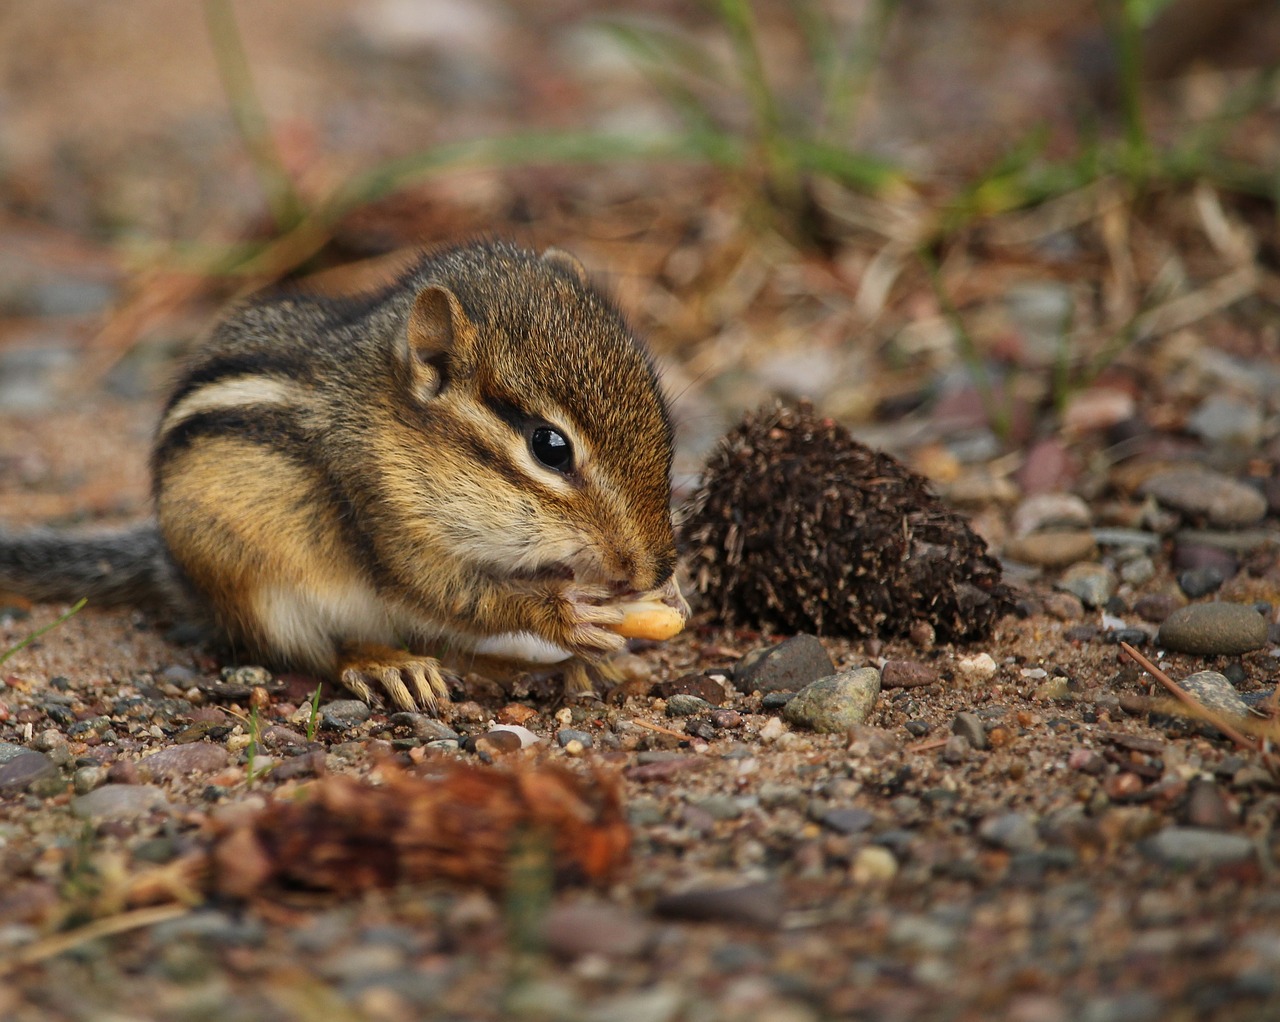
[381,241,676,596]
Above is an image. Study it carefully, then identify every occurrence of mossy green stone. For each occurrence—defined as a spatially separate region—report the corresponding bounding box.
[782,668,881,733]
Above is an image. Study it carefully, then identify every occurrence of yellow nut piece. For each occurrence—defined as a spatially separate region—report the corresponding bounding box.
[611,601,686,641]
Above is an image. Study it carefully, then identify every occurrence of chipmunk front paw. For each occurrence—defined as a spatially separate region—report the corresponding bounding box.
[543,585,629,662]
[336,642,455,713]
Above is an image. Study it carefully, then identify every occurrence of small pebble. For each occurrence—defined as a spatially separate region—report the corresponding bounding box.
[139,744,230,780]
[72,764,109,795]
[1157,603,1268,656]
[1134,593,1185,623]
[846,725,900,757]
[1016,437,1077,494]
[471,730,522,760]
[541,902,650,960]
[1119,557,1155,586]
[733,635,835,694]
[556,728,593,749]
[1140,468,1267,528]
[653,673,729,705]
[850,846,898,885]
[653,881,784,927]
[1041,592,1084,621]
[956,652,997,683]
[942,735,971,763]
[951,712,987,750]
[1092,527,1161,550]
[1178,671,1251,719]
[709,708,742,729]
[819,807,875,835]
[320,700,372,732]
[1141,826,1255,867]
[781,668,880,733]
[1068,748,1106,774]
[1011,492,1092,535]
[665,693,712,717]
[0,749,58,795]
[1004,530,1097,568]
[977,811,1039,852]
[1183,779,1237,829]
[880,660,939,689]
[390,713,461,743]
[1064,383,1137,431]
[71,784,171,823]
[1187,393,1263,448]
[687,795,742,821]
[488,724,541,747]
[1057,562,1115,609]
[1171,541,1238,578]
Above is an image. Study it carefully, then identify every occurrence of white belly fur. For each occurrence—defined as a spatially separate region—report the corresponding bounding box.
[473,632,573,664]
[252,583,572,666]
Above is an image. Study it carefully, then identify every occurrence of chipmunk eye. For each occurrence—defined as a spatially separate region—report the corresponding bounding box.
[530,426,573,473]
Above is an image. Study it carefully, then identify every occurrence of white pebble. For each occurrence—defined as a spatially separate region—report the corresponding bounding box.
[956,652,997,682]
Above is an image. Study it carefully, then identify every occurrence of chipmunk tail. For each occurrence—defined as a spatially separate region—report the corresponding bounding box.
[0,521,185,610]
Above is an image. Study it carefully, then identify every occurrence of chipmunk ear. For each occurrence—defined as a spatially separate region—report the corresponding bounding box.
[541,247,589,284]
[406,284,473,399]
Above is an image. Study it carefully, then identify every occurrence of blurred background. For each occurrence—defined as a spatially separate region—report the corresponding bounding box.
[0,0,1277,539]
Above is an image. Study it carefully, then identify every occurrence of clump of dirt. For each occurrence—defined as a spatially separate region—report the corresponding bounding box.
[680,402,1013,641]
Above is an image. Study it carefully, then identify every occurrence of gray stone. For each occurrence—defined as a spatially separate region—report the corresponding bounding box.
[1140,469,1267,528]
[819,807,875,835]
[390,713,459,743]
[73,764,109,795]
[951,711,988,750]
[71,784,171,822]
[139,743,229,780]
[321,700,372,731]
[665,693,712,717]
[1116,559,1153,588]
[1178,671,1251,719]
[0,749,58,795]
[556,728,593,749]
[734,634,835,694]
[978,812,1039,852]
[686,795,742,821]
[0,742,29,765]
[1056,562,1115,609]
[1188,393,1263,448]
[1157,603,1268,656]
[782,668,880,733]
[1141,826,1255,867]
[1178,566,1225,599]
[1091,527,1161,549]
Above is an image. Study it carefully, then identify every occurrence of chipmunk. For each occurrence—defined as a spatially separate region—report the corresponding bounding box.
[0,240,687,712]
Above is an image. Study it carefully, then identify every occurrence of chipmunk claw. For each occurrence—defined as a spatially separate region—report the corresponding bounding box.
[337,642,454,713]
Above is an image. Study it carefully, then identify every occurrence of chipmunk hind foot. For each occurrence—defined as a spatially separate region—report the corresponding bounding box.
[337,642,456,713]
